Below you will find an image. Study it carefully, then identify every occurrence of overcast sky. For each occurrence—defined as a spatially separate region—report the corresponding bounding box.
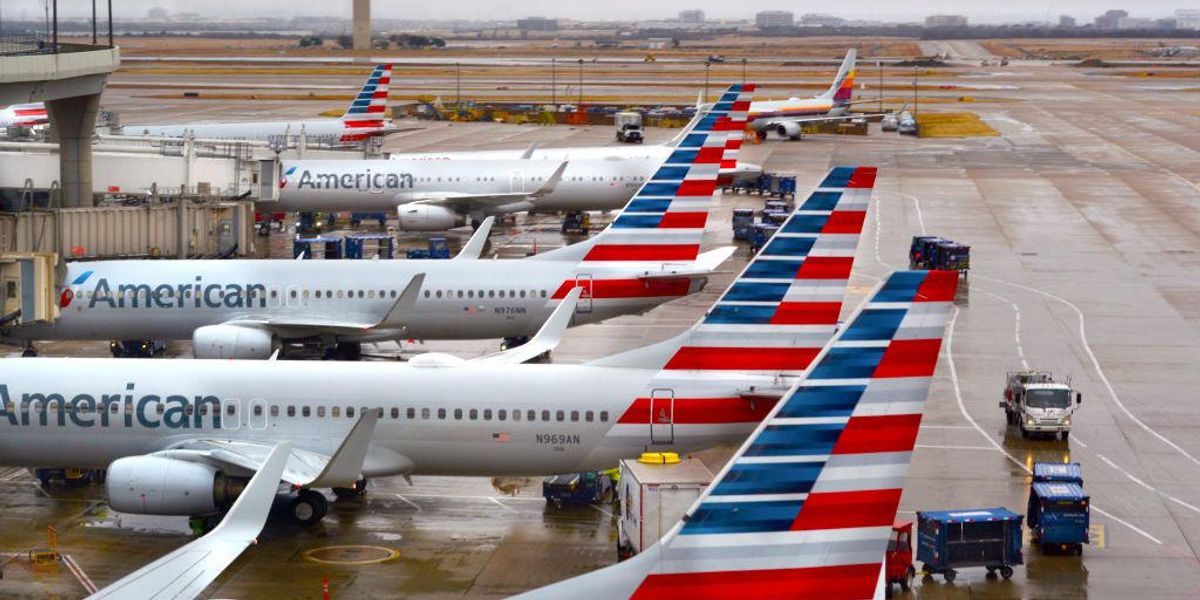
[18,1,1194,23]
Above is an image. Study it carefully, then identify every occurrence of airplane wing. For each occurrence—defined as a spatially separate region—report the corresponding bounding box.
[454,216,495,259]
[154,408,382,489]
[404,161,568,210]
[225,274,424,336]
[472,287,582,365]
[757,112,873,128]
[633,246,736,282]
[87,442,292,600]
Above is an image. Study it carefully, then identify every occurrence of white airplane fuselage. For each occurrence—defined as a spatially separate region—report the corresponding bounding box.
[2,257,699,344]
[276,157,655,213]
[0,358,771,477]
[129,118,388,143]
[0,103,49,129]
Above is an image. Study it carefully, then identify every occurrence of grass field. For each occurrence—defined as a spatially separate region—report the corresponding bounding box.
[915,112,1000,138]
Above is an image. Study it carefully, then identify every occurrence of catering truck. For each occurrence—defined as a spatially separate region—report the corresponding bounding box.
[614,111,644,143]
[1000,370,1082,440]
[616,453,712,560]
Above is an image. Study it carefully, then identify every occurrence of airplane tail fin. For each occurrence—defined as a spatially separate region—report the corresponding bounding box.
[588,165,877,374]
[530,84,755,263]
[817,49,857,107]
[341,64,392,120]
[515,269,959,599]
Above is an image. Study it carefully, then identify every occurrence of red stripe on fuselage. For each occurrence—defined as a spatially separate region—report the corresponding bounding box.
[664,347,819,371]
[631,563,880,600]
[583,244,700,261]
[832,414,923,455]
[790,488,903,531]
[549,277,691,300]
[341,120,386,128]
[616,396,778,425]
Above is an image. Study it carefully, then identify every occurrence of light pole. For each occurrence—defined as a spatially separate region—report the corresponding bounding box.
[741,58,747,85]
[551,58,556,108]
[577,58,584,106]
[877,61,883,114]
[703,60,712,102]
[455,62,461,109]
[913,66,919,116]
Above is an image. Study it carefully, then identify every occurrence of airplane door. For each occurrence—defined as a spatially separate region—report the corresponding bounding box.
[509,170,524,193]
[286,285,301,308]
[649,388,674,445]
[573,274,593,314]
[247,398,268,430]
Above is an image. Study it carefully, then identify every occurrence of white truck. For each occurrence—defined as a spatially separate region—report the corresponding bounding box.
[617,453,712,560]
[614,111,644,144]
[1000,370,1082,440]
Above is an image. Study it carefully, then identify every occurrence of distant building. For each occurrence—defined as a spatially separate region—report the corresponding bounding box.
[147,7,169,20]
[517,17,559,32]
[678,10,705,24]
[1059,15,1076,27]
[1116,16,1155,30]
[800,13,845,27]
[755,10,795,29]
[924,15,968,27]
[1094,9,1128,30]
[647,37,673,50]
[1157,18,1178,30]
[1176,9,1200,30]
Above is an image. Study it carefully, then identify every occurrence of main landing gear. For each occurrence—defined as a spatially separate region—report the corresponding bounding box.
[290,489,329,526]
[333,478,368,501]
[322,342,363,361]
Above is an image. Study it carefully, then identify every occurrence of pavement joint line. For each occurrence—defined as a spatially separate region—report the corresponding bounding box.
[488,497,518,513]
[915,444,998,451]
[61,554,98,595]
[945,306,1163,546]
[393,493,422,512]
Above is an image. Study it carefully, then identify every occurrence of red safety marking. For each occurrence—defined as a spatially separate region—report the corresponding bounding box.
[549,277,691,300]
[664,347,820,371]
[873,339,943,378]
[631,563,880,600]
[583,244,701,261]
[790,489,903,531]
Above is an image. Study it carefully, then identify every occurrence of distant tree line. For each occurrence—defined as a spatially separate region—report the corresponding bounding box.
[749,24,1200,41]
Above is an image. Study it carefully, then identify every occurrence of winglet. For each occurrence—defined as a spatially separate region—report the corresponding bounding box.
[472,287,582,365]
[519,141,539,159]
[531,161,569,198]
[373,273,425,329]
[87,442,292,600]
[306,409,381,489]
[454,217,494,260]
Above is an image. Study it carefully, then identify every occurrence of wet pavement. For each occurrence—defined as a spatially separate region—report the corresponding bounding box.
[4,59,1200,598]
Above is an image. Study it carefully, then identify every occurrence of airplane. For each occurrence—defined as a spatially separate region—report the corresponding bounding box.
[0,85,756,359]
[515,268,959,599]
[272,112,749,228]
[747,48,868,141]
[0,102,49,131]
[124,64,394,143]
[0,160,878,530]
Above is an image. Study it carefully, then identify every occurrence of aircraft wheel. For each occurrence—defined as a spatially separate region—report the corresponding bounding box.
[334,342,362,361]
[901,567,914,592]
[21,347,36,358]
[333,478,368,500]
[943,569,957,583]
[291,490,328,526]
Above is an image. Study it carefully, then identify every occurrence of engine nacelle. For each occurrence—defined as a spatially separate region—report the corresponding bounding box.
[396,204,466,231]
[774,121,802,140]
[193,324,276,359]
[106,456,247,516]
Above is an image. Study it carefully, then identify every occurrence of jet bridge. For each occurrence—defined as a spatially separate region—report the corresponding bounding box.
[0,252,59,327]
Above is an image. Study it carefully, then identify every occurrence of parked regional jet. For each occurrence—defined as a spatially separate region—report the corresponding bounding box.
[0,103,49,131]
[126,64,394,143]
[748,48,866,141]
[0,160,879,531]
[516,268,959,600]
[0,85,757,359]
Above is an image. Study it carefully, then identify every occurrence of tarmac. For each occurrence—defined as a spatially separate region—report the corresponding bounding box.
[3,59,1200,598]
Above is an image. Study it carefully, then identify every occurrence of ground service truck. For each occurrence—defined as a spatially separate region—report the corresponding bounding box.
[617,453,712,560]
[1001,370,1082,439]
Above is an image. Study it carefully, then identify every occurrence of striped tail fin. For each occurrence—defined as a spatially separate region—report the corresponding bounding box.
[530,84,754,263]
[341,64,392,120]
[817,49,857,106]
[588,165,877,375]
[516,270,959,599]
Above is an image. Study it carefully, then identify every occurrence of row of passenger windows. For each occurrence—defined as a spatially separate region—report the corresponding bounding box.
[425,288,548,300]
[232,404,609,423]
[82,288,402,301]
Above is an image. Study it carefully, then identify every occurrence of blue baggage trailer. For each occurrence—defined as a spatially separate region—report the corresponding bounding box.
[345,233,394,259]
[542,471,610,508]
[293,235,343,259]
[917,508,1023,583]
[1028,462,1089,555]
[731,209,755,241]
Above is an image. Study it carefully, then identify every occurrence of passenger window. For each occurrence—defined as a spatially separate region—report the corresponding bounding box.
[378,289,385,297]
[512,409,520,421]
[470,409,478,420]
[358,291,364,298]
[407,407,415,419]
[488,290,495,298]
[454,408,463,419]
[156,404,165,414]
[424,291,431,298]
[600,411,609,422]
[436,291,442,298]
[318,406,326,418]
[541,410,550,421]
[347,407,356,417]
[289,290,297,299]
[468,290,474,298]
[421,408,431,419]
[391,290,397,298]
[519,290,526,298]
[585,411,594,422]
[254,405,263,416]
[540,290,547,298]
[390,407,399,419]
[270,405,280,417]
[457,290,463,298]
[332,406,341,417]
[302,406,310,417]
[338,290,345,298]
[437,408,446,419]
[226,404,236,416]
[570,410,579,422]
[556,410,565,422]
[368,290,376,298]
[483,409,492,420]
[498,409,507,421]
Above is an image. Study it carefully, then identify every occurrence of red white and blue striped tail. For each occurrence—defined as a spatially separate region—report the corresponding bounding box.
[341,64,392,120]
[589,165,876,376]
[515,270,959,600]
[534,84,754,264]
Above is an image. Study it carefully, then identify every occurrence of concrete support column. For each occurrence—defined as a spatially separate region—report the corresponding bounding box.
[46,94,101,208]
[353,0,371,50]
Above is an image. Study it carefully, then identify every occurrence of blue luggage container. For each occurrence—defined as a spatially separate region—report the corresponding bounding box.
[1028,462,1089,555]
[917,507,1023,583]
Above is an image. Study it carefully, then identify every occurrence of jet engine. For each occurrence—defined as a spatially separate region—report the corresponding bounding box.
[396,204,466,231]
[774,121,802,140]
[106,456,248,515]
[193,324,276,359]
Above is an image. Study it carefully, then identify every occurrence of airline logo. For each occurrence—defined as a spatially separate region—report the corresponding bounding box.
[340,64,392,141]
[65,275,270,310]
[0,383,222,430]
[629,270,958,599]
[582,84,754,262]
[282,166,415,191]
